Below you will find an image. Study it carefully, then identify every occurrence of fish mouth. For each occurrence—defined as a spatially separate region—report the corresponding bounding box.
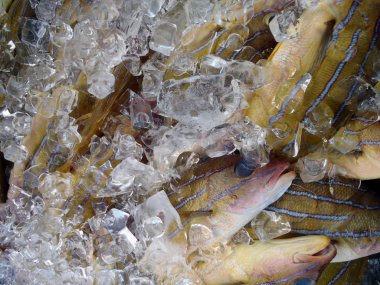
[294,243,337,264]
[265,160,294,188]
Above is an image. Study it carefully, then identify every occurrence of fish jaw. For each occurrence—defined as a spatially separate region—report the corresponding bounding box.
[199,236,336,285]
[203,160,295,244]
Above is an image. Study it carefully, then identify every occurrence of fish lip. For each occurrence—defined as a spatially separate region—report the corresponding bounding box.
[266,160,290,186]
[294,243,337,264]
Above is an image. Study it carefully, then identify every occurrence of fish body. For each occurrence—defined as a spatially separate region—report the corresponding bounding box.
[267,177,380,262]
[245,0,380,168]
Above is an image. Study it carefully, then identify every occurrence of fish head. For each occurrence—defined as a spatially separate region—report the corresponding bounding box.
[254,235,337,283]
[226,159,295,215]
[199,235,336,284]
[194,159,295,244]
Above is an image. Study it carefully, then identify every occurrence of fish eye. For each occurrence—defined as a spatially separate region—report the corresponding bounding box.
[234,159,256,177]
[263,13,276,25]
[291,278,316,285]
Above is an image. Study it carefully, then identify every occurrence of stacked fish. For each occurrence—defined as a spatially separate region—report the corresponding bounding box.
[0,0,379,284]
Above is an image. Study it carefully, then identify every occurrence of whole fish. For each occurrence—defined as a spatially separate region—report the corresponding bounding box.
[266,177,380,262]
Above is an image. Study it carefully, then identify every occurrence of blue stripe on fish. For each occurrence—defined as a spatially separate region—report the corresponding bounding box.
[331,0,362,42]
[285,189,380,210]
[190,29,227,55]
[304,29,361,119]
[197,175,260,211]
[244,29,270,45]
[344,129,360,135]
[351,116,379,123]
[293,177,365,191]
[291,229,380,238]
[327,261,351,285]
[267,206,349,221]
[197,168,276,212]
[333,17,380,125]
[231,30,270,59]
[174,187,207,210]
[269,74,311,126]
[359,140,380,146]
[258,264,319,285]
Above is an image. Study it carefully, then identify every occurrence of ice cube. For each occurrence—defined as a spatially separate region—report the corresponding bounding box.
[49,19,73,47]
[150,21,178,56]
[87,70,115,99]
[35,0,57,21]
[269,7,300,42]
[129,91,153,129]
[104,209,130,233]
[251,210,291,240]
[21,18,50,51]
[297,155,328,182]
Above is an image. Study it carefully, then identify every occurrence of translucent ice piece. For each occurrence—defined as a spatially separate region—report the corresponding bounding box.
[231,228,252,245]
[225,60,271,90]
[134,191,183,241]
[142,0,165,17]
[49,19,73,47]
[112,132,143,161]
[98,157,163,197]
[129,91,153,129]
[124,55,141,76]
[298,0,320,9]
[35,0,57,21]
[199,55,227,75]
[297,156,328,182]
[157,75,243,130]
[117,227,138,253]
[98,29,127,69]
[0,256,15,285]
[87,70,115,99]
[188,223,213,247]
[329,128,360,154]
[150,21,178,56]
[104,209,130,233]
[185,0,213,24]
[141,65,164,99]
[3,143,28,162]
[21,18,50,51]
[251,210,291,240]
[0,49,15,73]
[125,11,151,56]
[12,112,32,135]
[269,7,300,42]
[303,103,334,137]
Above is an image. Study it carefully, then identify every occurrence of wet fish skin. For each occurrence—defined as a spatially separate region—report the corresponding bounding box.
[169,155,295,245]
[197,235,336,285]
[267,177,380,263]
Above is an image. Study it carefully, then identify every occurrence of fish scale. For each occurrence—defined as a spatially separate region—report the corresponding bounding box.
[267,177,380,262]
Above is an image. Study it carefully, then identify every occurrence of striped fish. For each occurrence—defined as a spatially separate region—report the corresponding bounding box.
[266,177,380,263]
[245,0,380,165]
